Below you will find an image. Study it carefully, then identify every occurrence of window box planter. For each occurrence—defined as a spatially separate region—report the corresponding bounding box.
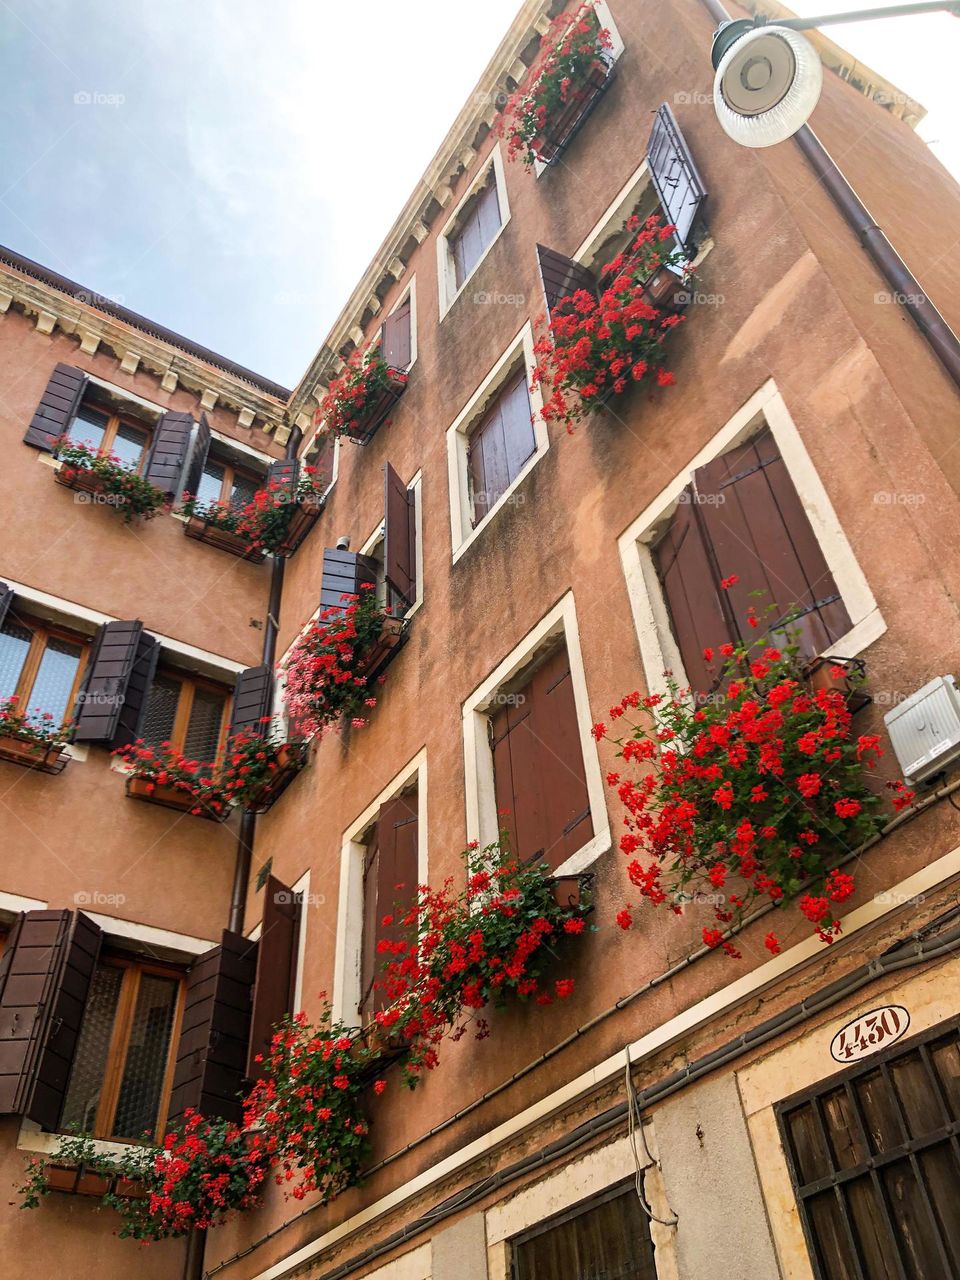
[803,656,871,715]
[535,59,616,165]
[340,367,407,446]
[55,466,114,499]
[114,1177,148,1200]
[44,1165,112,1197]
[183,515,266,563]
[125,775,228,822]
[273,495,326,558]
[0,734,69,774]
[235,741,308,813]
[639,265,690,317]
[551,872,594,911]
[356,616,407,682]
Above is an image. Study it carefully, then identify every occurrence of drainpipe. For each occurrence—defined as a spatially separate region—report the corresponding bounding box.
[697,0,960,392]
[184,422,304,1280]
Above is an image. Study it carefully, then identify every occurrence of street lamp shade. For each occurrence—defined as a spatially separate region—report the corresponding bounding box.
[712,23,823,147]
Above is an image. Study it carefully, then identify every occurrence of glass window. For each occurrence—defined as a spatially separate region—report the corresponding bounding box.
[68,406,108,452]
[111,421,149,471]
[196,459,226,507]
[66,405,150,472]
[140,670,228,766]
[0,617,86,730]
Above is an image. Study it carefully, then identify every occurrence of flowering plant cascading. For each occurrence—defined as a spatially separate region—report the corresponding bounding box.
[177,490,244,535]
[243,1004,384,1205]
[500,6,614,167]
[220,725,305,809]
[55,437,167,521]
[17,1112,269,1241]
[594,609,913,957]
[315,349,407,442]
[532,214,692,431]
[282,586,388,736]
[230,465,327,556]
[0,696,71,749]
[113,740,229,819]
[372,842,591,1088]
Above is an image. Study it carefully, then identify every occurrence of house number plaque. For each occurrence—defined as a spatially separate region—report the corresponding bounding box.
[830,1005,910,1064]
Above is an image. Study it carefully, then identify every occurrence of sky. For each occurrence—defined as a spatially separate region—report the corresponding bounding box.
[0,0,957,390]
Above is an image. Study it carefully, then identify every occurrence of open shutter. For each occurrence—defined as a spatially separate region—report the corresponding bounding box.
[245,877,300,1078]
[181,413,212,501]
[476,180,502,247]
[695,430,851,658]
[360,794,418,1017]
[319,548,378,614]
[646,104,708,257]
[536,244,598,318]
[228,665,273,741]
[381,300,412,371]
[71,620,160,747]
[0,583,13,630]
[23,364,87,452]
[383,463,416,607]
[266,456,299,499]
[0,910,101,1130]
[143,411,195,499]
[309,432,336,495]
[168,930,257,1125]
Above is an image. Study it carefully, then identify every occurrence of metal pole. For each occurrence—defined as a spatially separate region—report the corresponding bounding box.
[766,2,960,29]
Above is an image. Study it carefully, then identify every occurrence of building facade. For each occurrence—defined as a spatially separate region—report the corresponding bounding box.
[1,1,960,1279]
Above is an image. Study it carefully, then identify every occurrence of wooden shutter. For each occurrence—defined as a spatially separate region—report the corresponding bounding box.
[23,364,87,452]
[651,489,735,697]
[0,582,13,630]
[536,244,598,318]
[383,463,416,607]
[646,103,708,256]
[476,180,502,248]
[181,413,212,500]
[0,910,101,1130]
[381,300,412,370]
[168,930,257,1125]
[228,665,273,741]
[245,877,300,1079]
[143,411,195,499]
[319,548,378,613]
[490,647,592,871]
[360,793,418,1017]
[695,429,851,658]
[71,620,160,746]
[266,456,299,498]
[309,432,336,494]
[468,373,535,525]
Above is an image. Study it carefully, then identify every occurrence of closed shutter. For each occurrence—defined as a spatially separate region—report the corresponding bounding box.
[0,582,13,630]
[143,411,195,499]
[319,548,378,613]
[646,103,708,256]
[0,910,102,1130]
[468,372,535,525]
[71,620,160,747]
[383,463,416,607]
[381,300,412,371]
[536,244,598,318]
[181,413,212,500]
[23,364,87,452]
[360,793,418,1017]
[476,180,502,248]
[490,647,592,871]
[310,432,336,495]
[228,665,273,741]
[266,456,299,499]
[695,429,851,658]
[245,877,300,1079]
[168,930,257,1125]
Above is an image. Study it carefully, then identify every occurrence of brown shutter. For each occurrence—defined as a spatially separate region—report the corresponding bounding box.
[500,373,537,479]
[695,429,852,658]
[0,910,102,1130]
[652,489,735,697]
[168,930,257,1125]
[228,665,273,741]
[266,456,298,498]
[381,299,412,370]
[360,793,418,1017]
[245,877,300,1079]
[181,412,212,500]
[319,548,378,613]
[476,180,502,247]
[536,244,598,317]
[143,411,195,499]
[309,432,336,494]
[383,463,416,607]
[468,373,535,525]
[71,620,160,747]
[0,582,13,629]
[647,103,708,256]
[23,364,87,452]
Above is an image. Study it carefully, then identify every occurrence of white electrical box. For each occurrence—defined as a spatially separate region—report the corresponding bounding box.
[884,675,960,784]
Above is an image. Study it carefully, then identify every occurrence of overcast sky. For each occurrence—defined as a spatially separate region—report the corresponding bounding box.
[0,0,957,389]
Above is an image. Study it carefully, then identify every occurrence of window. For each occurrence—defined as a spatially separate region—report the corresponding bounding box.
[67,404,151,473]
[467,371,536,526]
[0,614,87,730]
[511,1183,657,1280]
[139,670,230,765]
[361,465,421,616]
[359,788,419,1021]
[60,955,184,1143]
[778,1018,960,1280]
[193,454,261,510]
[437,149,510,316]
[380,283,416,371]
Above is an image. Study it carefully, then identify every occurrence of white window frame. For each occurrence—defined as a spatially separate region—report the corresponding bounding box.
[359,469,424,620]
[437,145,511,320]
[332,748,428,1027]
[445,322,548,563]
[461,592,609,878]
[617,379,886,701]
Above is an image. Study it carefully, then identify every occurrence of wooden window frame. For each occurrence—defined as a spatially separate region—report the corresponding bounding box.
[69,404,152,475]
[200,455,263,508]
[69,953,186,1144]
[149,668,232,764]
[510,1180,655,1280]
[0,613,89,729]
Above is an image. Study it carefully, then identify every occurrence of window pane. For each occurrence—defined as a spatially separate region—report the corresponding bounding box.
[140,674,181,750]
[182,687,226,764]
[0,620,32,706]
[61,964,124,1135]
[111,972,179,1141]
[111,422,147,471]
[229,471,259,510]
[28,636,83,728]
[68,406,108,452]
[514,1188,656,1280]
[195,460,225,507]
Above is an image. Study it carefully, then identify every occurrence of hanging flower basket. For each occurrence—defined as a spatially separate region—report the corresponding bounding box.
[356,616,406,680]
[317,353,408,446]
[534,57,616,164]
[183,514,267,563]
[639,264,691,317]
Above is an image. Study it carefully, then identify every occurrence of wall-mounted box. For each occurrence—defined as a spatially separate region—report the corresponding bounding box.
[884,675,960,784]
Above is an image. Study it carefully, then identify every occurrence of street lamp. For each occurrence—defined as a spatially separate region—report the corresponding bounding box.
[711,2,960,147]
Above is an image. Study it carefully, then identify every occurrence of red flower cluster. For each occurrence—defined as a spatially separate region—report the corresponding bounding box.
[220,724,305,809]
[179,464,326,555]
[113,740,228,818]
[55,436,167,522]
[0,695,69,748]
[315,349,407,442]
